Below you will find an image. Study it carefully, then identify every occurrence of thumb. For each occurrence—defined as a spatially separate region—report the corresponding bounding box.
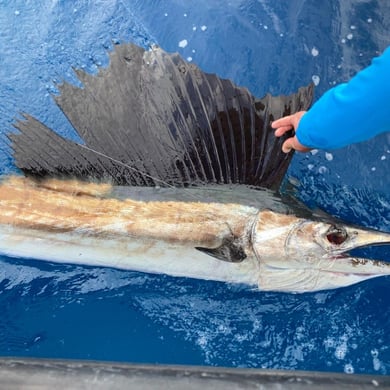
[282,138,294,153]
[282,136,312,153]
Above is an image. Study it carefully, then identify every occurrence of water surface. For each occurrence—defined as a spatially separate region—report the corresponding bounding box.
[0,0,389,375]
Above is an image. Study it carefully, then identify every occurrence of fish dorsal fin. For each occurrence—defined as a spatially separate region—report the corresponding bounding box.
[10,43,314,190]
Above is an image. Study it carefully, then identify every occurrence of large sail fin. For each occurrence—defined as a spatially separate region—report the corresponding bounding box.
[10,43,313,190]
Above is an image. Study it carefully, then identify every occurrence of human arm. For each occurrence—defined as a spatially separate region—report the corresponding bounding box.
[272,46,390,152]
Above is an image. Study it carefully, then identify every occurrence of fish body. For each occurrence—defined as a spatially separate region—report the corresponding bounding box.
[1,176,389,293]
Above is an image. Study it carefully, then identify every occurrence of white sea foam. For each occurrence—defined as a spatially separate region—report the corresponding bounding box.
[312,75,320,86]
[178,39,188,48]
[318,166,327,174]
[325,152,333,161]
[371,349,383,371]
[344,363,354,374]
[335,343,347,359]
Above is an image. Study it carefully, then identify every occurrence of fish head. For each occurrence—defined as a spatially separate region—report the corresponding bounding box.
[252,210,390,292]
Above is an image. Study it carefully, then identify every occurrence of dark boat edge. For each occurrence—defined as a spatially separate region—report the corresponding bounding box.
[0,357,388,389]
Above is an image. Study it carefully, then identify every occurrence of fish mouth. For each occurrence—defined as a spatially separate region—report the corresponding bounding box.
[319,242,390,276]
[295,242,390,293]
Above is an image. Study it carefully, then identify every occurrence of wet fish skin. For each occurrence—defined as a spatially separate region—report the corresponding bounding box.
[0,176,389,293]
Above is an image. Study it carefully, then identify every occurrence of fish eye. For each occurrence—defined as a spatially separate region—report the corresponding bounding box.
[326,225,348,245]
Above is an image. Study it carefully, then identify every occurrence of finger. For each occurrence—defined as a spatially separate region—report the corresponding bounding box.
[271,115,294,128]
[274,125,293,137]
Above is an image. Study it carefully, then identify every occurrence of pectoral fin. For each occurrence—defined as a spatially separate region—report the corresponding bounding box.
[195,236,247,263]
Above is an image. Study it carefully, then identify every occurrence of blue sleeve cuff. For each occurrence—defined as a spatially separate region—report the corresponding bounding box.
[296,46,390,150]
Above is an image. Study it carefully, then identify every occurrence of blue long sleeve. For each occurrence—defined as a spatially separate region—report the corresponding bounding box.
[296,46,390,149]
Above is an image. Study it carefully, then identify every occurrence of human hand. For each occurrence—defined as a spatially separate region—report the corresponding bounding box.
[272,111,311,153]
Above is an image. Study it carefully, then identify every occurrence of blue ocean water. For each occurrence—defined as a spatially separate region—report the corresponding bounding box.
[0,0,389,375]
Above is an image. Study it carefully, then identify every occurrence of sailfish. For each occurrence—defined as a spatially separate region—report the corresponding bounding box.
[1,43,389,293]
